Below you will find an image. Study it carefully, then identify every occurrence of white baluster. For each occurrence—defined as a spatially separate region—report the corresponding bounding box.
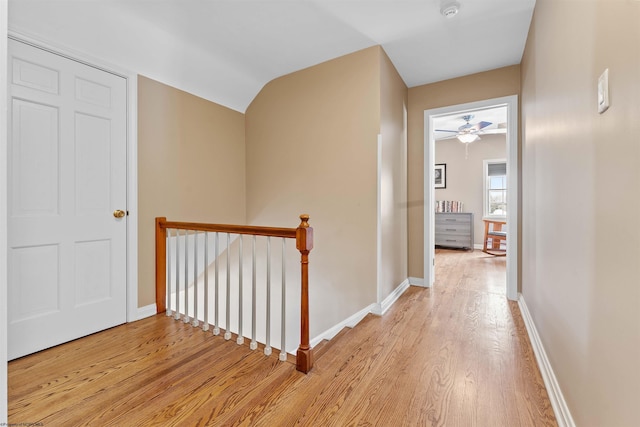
[265,236,272,356]
[213,232,220,336]
[224,233,232,341]
[203,232,209,331]
[237,236,244,345]
[166,229,172,317]
[174,230,181,321]
[192,231,199,327]
[280,238,287,361]
[183,231,190,323]
[250,235,257,350]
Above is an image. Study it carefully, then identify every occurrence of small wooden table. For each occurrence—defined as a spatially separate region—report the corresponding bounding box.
[482,219,506,256]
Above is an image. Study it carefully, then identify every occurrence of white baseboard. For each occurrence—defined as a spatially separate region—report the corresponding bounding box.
[474,243,483,250]
[408,276,425,287]
[518,294,575,427]
[310,303,376,348]
[371,279,410,316]
[310,277,414,347]
[135,304,158,321]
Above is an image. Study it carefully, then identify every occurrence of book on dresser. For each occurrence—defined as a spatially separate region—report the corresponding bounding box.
[435,212,474,249]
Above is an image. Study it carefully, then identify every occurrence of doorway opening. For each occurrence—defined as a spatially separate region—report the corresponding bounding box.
[424,96,518,300]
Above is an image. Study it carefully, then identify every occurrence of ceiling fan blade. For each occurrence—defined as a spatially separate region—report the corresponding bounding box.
[469,121,493,132]
[434,129,459,133]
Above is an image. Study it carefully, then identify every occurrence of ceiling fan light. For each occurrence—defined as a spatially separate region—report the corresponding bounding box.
[457,133,478,143]
[440,1,461,18]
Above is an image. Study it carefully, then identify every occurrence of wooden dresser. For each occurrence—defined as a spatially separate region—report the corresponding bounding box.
[435,212,474,249]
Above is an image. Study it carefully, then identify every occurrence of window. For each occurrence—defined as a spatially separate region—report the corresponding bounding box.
[484,160,507,218]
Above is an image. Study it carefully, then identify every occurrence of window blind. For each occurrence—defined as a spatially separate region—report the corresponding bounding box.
[488,162,507,176]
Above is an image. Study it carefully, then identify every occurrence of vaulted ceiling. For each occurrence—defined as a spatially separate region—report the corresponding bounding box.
[8,0,536,112]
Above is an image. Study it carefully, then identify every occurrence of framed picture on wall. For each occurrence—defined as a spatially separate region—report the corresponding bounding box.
[435,163,446,189]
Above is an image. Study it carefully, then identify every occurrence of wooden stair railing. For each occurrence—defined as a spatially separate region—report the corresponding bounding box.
[155,215,314,373]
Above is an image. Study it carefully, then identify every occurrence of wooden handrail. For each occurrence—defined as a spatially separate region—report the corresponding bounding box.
[161,221,298,239]
[155,215,314,373]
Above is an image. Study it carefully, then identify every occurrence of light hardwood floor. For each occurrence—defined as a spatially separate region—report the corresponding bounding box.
[9,248,557,426]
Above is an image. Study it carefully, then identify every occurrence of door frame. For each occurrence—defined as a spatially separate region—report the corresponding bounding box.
[5,31,140,320]
[424,95,518,300]
[1,3,9,421]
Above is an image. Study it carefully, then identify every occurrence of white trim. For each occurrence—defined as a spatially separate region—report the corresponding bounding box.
[518,294,576,427]
[401,108,409,293]
[424,111,436,287]
[8,31,141,323]
[1,1,10,421]
[136,304,158,321]
[310,304,376,348]
[409,276,425,287]
[473,244,484,250]
[371,279,410,316]
[376,134,383,304]
[425,95,519,300]
[311,277,412,347]
[505,97,519,301]
[126,75,139,322]
[8,27,132,80]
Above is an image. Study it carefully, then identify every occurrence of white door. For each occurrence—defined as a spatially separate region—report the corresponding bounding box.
[7,39,128,360]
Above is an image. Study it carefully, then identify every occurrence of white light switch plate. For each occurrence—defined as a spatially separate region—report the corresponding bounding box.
[598,68,609,114]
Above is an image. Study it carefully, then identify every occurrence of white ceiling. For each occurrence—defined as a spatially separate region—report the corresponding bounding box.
[8,0,536,112]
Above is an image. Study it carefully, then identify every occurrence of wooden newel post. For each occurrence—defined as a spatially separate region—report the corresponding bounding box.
[155,217,167,314]
[296,214,314,373]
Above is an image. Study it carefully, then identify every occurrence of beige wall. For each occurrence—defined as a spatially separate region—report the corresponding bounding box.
[379,49,408,300]
[520,1,640,425]
[435,134,506,245]
[245,47,381,337]
[407,66,520,278]
[137,76,246,307]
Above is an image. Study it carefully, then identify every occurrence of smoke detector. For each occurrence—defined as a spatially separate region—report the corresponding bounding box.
[440,1,461,18]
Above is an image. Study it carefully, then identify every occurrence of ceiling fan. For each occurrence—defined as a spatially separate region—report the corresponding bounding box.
[435,114,502,143]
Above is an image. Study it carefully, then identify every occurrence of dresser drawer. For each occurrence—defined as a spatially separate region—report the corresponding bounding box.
[435,234,471,248]
[435,223,471,234]
[435,213,471,224]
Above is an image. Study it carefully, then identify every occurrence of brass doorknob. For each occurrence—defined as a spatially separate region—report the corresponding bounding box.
[113,210,126,218]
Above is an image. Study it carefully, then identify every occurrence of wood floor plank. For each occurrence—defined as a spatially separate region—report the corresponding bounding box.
[112,355,288,426]
[86,345,260,425]
[8,249,557,426]
[330,291,435,425]
[14,321,221,424]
